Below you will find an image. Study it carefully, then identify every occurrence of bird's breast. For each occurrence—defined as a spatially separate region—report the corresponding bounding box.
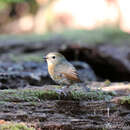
[48,63,55,78]
[48,63,63,83]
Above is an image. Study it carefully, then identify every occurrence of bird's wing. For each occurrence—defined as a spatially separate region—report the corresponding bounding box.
[55,62,81,82]
[61,71,81,82]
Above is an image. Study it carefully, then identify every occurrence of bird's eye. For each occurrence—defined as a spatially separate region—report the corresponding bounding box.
[52,56,55,59]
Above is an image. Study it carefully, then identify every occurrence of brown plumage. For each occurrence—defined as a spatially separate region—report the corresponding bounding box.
[44,52,81,86]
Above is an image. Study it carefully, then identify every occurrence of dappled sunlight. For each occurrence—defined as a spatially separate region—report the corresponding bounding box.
[52,0,119,30]
[19,15,34,32]
[0,0,130,33]
[102,83,130,95]
[118,0,130,32]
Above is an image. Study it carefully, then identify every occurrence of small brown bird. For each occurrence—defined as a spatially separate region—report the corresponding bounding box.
[43,52,81,93]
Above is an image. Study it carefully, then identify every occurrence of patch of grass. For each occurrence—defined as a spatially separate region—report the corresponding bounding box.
[120,95,130,104]
[0,122,34,130]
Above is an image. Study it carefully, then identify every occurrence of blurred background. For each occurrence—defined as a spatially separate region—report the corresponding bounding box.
[0,0,130,83]
[0,0,130,34]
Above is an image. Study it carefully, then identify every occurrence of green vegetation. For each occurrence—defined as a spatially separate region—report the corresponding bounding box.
[9,53,43,62]
[0,87,115,102]
[71,90,113,101]
[62,26,129,45]
[120,95,130,104]
[104,80,111,86]
[0,122,34,130]
[0,34,47,43]
[0,26,129,45]
[0,89,58,102]
[56,26,130,45]
[0,0,35,3]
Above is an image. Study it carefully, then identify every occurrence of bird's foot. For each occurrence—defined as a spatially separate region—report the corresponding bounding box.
[81,83,91,92]
[83,85,91,92]
[54,89,67,96]
[55,87,70,96]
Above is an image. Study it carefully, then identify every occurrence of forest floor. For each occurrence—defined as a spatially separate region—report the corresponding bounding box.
[0,82,129,130]
[0,28,130,129]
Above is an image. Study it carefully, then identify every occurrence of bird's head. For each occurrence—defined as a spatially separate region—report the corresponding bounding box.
[43,52,66,65]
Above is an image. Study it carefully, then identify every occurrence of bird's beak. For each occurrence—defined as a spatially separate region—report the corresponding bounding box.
[43,56,48,61]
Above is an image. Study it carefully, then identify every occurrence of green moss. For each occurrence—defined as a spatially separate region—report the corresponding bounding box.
[120,95,130,104]
[0,87,114,102]
[104,80,111,86]
[0,123,34,130]
[77,90,112,101]
[0,89,60,102]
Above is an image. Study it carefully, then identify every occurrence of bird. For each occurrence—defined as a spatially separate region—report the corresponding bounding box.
[43,52,82,95]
